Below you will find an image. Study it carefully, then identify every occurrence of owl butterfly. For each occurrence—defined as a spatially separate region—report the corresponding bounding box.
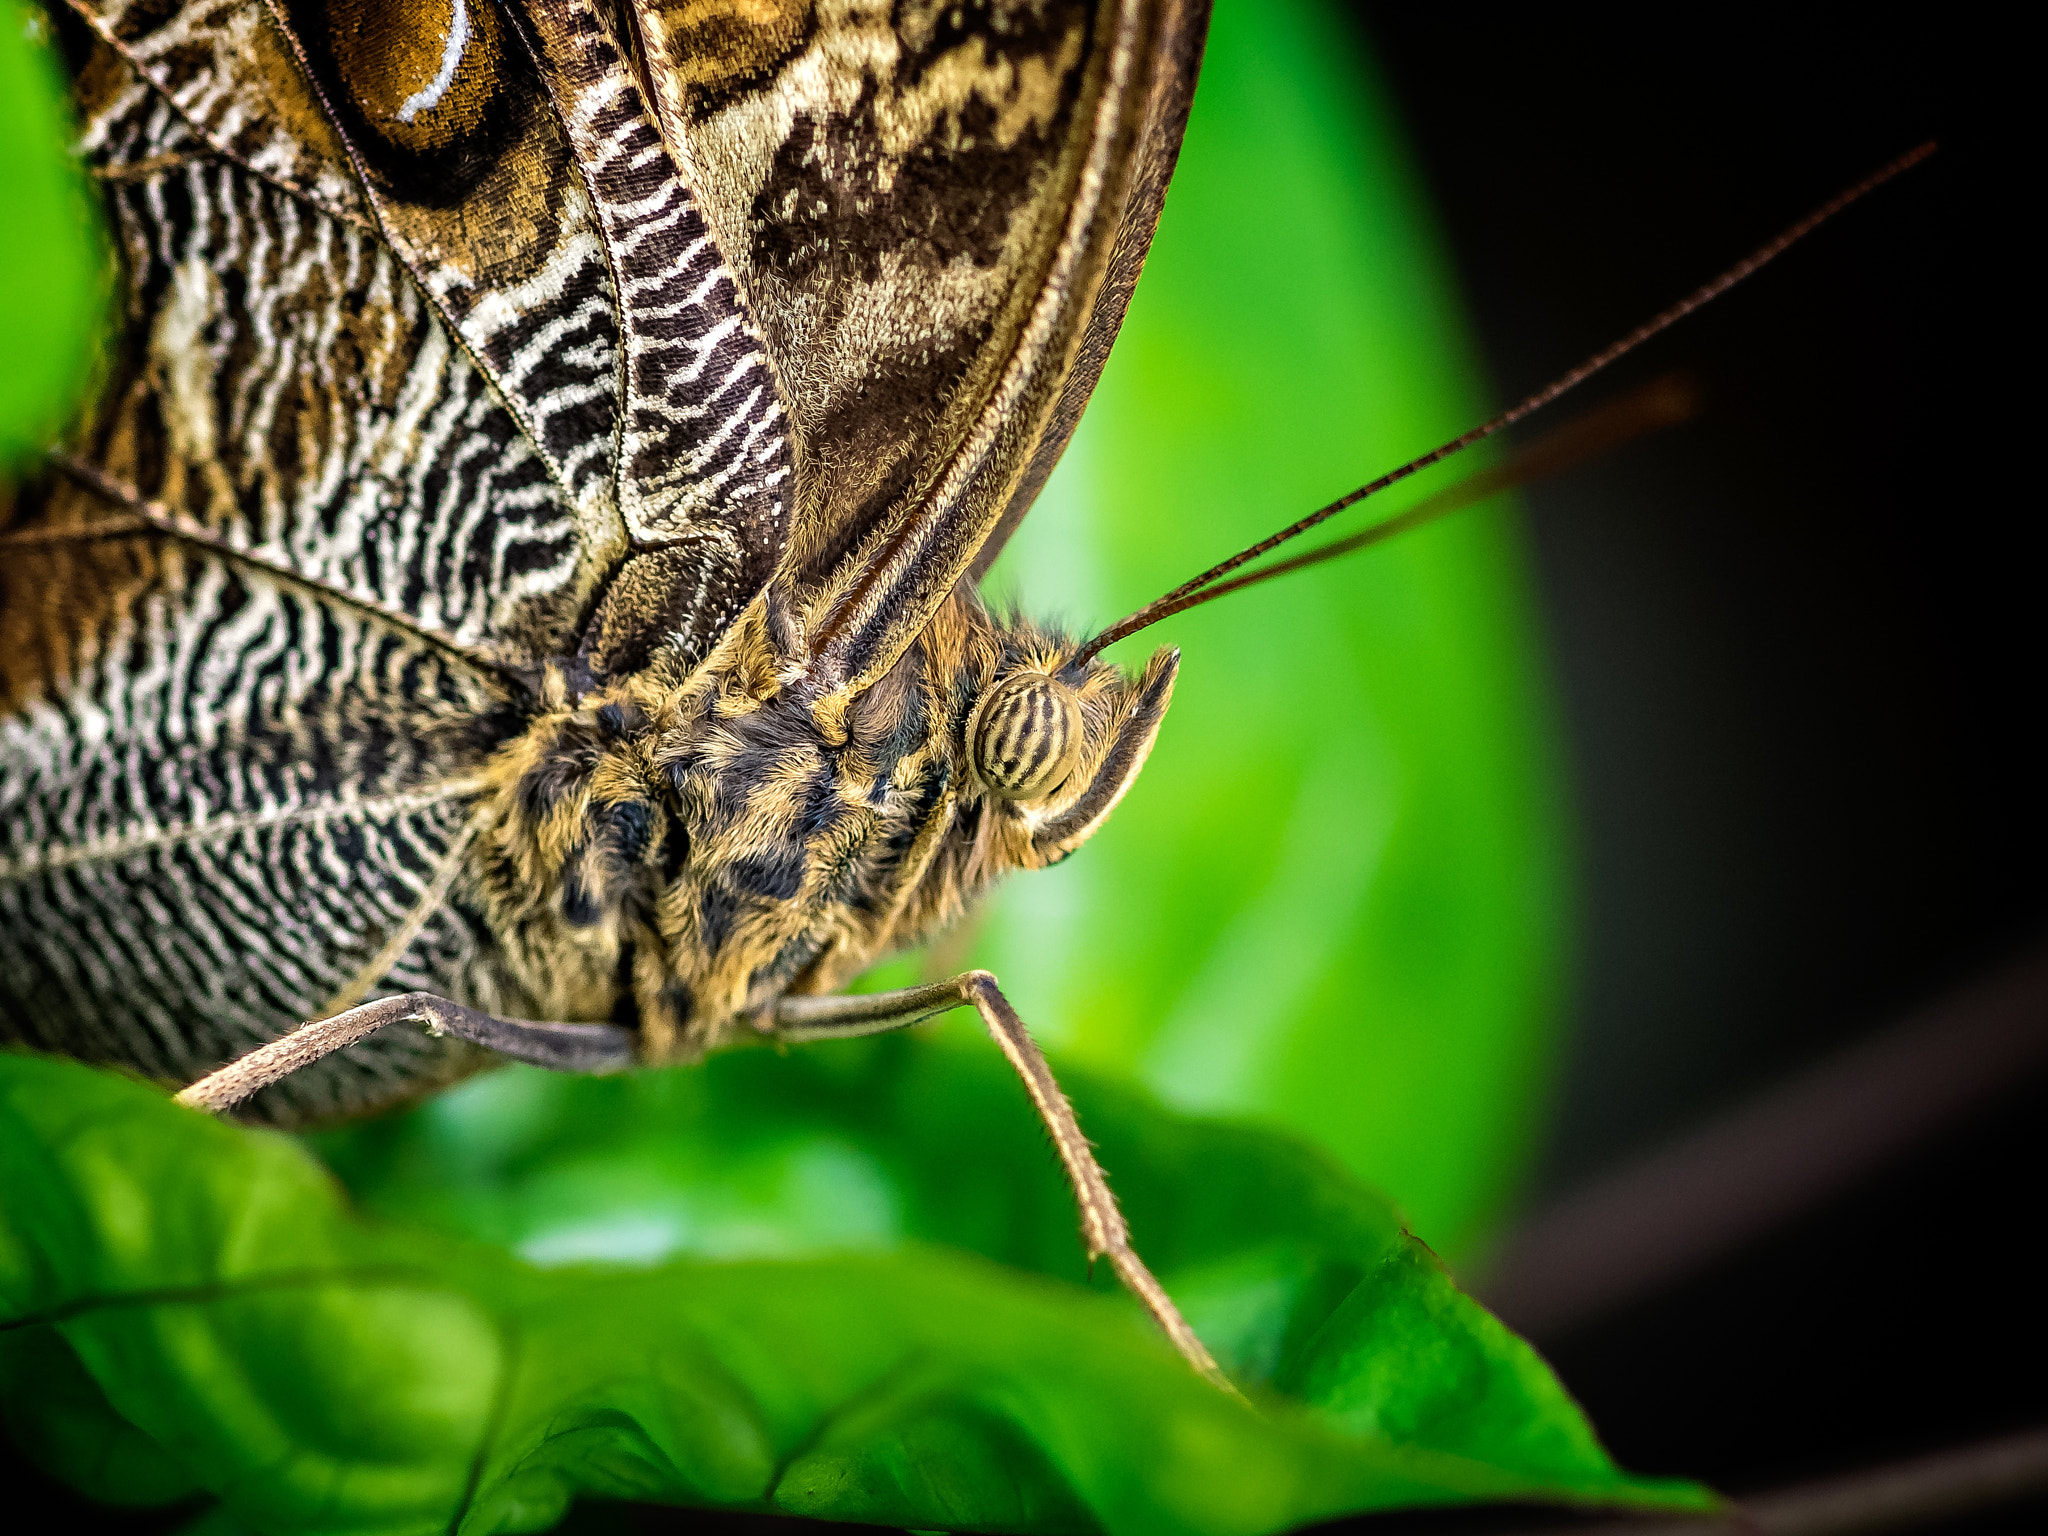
[0,0,1923,1388]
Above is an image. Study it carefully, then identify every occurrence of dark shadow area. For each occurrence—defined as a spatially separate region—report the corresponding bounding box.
[1529,1073,2048,1495]
[1354,3,2038,1190]
[1342,1,2046,1524]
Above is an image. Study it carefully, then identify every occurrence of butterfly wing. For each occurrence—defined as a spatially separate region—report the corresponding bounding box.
[631,0,1211,698]
[0,0,794,1118]
[63,0,796,661]
[1,0,1205,1116]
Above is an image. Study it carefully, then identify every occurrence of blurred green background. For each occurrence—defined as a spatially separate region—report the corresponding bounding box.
[0,1,102,470]
[971,0,1568,1262]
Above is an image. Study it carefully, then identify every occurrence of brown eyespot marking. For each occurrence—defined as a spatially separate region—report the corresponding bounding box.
[322,0,505,157]
[968,671,1084,801]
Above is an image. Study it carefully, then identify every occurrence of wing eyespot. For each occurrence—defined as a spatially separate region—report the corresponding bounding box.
[321,0,503,153]
[293,0,530,200]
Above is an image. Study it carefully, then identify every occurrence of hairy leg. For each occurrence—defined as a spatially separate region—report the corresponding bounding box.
[174,993,635,1113]
[776,970,1236,1394]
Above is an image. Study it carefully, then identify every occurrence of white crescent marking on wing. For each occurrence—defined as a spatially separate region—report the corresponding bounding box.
[396,0,471,125]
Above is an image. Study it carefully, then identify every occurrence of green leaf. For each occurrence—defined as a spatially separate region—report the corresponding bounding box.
[0,1322,203,1506]
[977,0,1571,1258]
[0,2,105,468]
[2,1050,1710,1534]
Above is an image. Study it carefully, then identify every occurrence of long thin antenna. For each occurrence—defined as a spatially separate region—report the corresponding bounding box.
[1129,371,1701,630]
[1075,141,1936,664]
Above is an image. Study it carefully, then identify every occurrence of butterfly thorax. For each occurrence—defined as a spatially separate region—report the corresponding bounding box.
[472,589,1180,1063]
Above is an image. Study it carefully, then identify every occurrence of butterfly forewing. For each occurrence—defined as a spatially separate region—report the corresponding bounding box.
[642,0,1208,695]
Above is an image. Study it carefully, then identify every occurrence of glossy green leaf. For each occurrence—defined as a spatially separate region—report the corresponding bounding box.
[0,2,104,467]
[977,0,1570,1258]
[1,1050,1710,1534]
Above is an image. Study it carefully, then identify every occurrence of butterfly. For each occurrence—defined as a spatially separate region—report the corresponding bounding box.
[0,0,1257,1385]
[0,0,1927,1392]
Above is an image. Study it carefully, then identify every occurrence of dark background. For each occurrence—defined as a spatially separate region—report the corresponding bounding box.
[10,4,2039,1532]
[1360,0,2024,1204]
[1348,0,2046,1522]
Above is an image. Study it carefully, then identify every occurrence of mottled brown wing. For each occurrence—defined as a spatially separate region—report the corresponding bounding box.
[629,0,1211,701]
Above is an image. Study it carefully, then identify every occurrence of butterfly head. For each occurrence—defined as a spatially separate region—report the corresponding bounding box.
[470,602,1177,1048]
[947,630,1180,873]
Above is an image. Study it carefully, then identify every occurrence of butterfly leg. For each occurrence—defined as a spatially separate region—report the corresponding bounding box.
[775,971,1238,1395]
[174,994,636,1114]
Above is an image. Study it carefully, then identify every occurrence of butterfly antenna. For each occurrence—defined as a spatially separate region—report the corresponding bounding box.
[1075,141,1936,664]
[1151,370,1704,618]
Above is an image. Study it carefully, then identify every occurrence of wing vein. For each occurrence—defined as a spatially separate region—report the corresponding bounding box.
[31,456,523,694]
[60,1,378,232]
[248,0,585,513]
[0,779,489,882]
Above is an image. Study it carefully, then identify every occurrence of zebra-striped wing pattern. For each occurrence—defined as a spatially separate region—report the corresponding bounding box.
[65,0,795,659]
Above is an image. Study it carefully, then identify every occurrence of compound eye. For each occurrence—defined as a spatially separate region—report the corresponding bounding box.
[969,672,1085,801]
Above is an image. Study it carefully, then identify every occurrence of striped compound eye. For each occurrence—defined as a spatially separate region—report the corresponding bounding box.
[968,671,1085,801]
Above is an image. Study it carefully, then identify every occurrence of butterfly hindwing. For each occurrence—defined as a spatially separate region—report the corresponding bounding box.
[0,0,793,1115]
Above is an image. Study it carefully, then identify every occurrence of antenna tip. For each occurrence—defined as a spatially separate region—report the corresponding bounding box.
[1895,140,1939,174]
